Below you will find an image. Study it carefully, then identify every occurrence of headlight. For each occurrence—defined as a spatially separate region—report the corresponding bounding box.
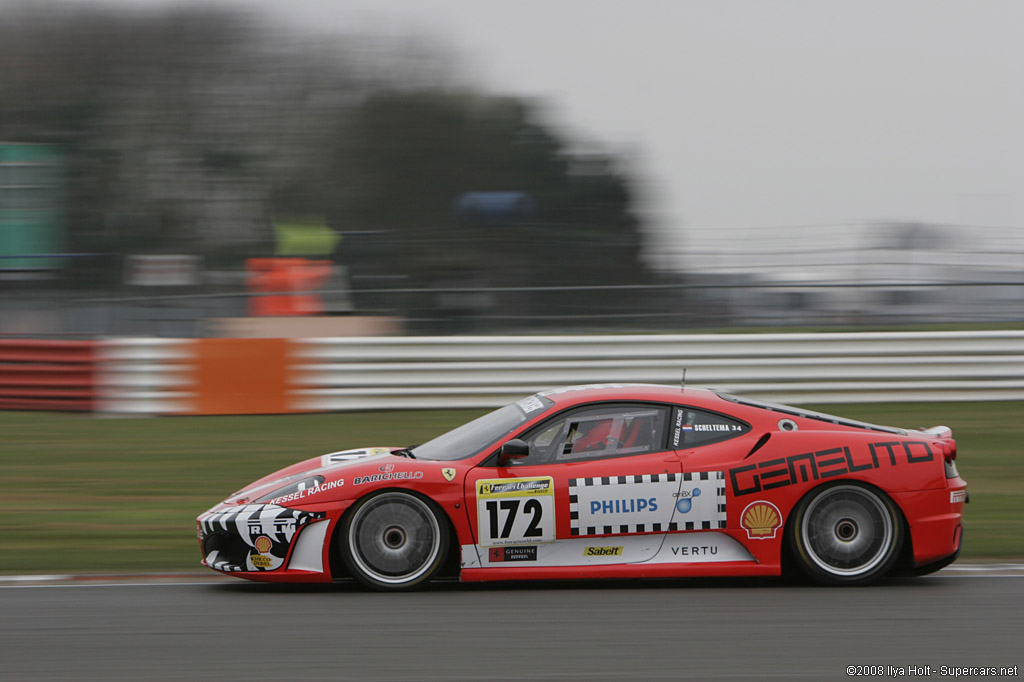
[256,475,325,504]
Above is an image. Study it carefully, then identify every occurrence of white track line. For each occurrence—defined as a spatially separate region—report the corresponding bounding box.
[1,564,1023,588]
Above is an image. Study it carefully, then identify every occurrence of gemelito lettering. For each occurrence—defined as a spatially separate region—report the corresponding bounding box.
[730,441,935,497]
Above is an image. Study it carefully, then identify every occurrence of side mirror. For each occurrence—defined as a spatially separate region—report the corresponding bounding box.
[497,439,530,466]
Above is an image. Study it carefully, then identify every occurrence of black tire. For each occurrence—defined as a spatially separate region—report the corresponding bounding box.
[788,482,903,586]
[340,491,448,591]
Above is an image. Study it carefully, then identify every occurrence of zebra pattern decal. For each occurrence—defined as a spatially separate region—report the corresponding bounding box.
[199,504,325,572]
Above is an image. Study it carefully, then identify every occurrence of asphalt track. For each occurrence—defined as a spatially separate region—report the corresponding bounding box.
[2,569,1021,681]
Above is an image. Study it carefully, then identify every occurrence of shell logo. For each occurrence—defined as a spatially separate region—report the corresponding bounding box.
[740,501,783,540]
[253,535,273,554]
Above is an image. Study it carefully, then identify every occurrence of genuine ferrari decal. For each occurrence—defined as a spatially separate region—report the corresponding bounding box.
[740,501,783,540]
[488,546,538,562]
[442,467,456,482]
[569,472,727,536]
[730,441,936,497]
[476,477,555,547]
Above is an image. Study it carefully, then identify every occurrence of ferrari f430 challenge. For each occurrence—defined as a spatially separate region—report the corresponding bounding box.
[197,385,966,590]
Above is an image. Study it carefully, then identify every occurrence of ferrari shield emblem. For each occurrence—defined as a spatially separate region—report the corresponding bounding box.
[442,467,456,482]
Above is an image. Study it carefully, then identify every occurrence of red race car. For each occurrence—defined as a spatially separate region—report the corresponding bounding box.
[197,384,966,590]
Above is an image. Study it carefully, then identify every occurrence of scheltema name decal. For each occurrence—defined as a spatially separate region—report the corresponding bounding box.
[569,472,727,536]
[730,441,936,497]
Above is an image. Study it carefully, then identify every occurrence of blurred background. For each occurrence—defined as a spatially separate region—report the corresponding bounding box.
[1,1,1021,338]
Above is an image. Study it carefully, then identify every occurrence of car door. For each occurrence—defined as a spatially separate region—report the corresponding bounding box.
[463,403,686,569]
[659,404,764,562]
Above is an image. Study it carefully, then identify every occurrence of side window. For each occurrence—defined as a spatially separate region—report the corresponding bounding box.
[671,407,749,448]
[518,405,668,464]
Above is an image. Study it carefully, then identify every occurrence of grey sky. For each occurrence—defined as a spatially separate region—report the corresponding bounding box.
[60,0,1024,259]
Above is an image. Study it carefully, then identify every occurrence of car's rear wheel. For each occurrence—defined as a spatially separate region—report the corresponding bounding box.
[788,482,903,586]
[341,491,448,591]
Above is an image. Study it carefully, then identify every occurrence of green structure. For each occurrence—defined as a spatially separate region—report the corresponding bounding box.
[0,143,66,273]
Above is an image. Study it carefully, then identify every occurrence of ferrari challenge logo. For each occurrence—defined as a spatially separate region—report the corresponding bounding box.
[442,468,456,482]
[740,501,782,540]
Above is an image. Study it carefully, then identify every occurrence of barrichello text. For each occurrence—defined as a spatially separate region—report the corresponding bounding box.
[353,471,424,485]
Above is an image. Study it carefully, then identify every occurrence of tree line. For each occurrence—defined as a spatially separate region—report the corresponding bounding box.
[0,5,656,328]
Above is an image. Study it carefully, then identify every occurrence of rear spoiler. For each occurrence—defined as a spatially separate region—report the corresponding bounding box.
[918,425,953,440]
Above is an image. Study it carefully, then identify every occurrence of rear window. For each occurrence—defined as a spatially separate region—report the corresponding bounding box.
[671,407,750,447]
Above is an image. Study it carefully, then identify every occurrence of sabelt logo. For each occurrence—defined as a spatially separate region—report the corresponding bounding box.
[584,546,623,557]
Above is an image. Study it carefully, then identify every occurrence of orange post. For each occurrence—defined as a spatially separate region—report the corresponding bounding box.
[192,338,294,415]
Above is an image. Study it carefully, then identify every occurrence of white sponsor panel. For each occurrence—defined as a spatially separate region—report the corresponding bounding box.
[570,472,726,536]
[480,534,660,567]
[650,533,754,564]
[570,475,678,536]
[463,532,754,568]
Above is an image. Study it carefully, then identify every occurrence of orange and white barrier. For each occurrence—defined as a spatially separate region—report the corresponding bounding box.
[0,339,97,411]
[6,330,1024,415]
[96,338,298,415]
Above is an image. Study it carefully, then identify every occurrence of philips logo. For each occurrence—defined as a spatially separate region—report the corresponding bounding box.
[589,498,657,515]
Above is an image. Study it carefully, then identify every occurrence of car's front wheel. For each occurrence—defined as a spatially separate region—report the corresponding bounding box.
[788,482,903,586]
[340,491,448,591]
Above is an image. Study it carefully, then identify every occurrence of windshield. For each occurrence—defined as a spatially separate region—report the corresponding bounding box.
[412,397,552,461]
